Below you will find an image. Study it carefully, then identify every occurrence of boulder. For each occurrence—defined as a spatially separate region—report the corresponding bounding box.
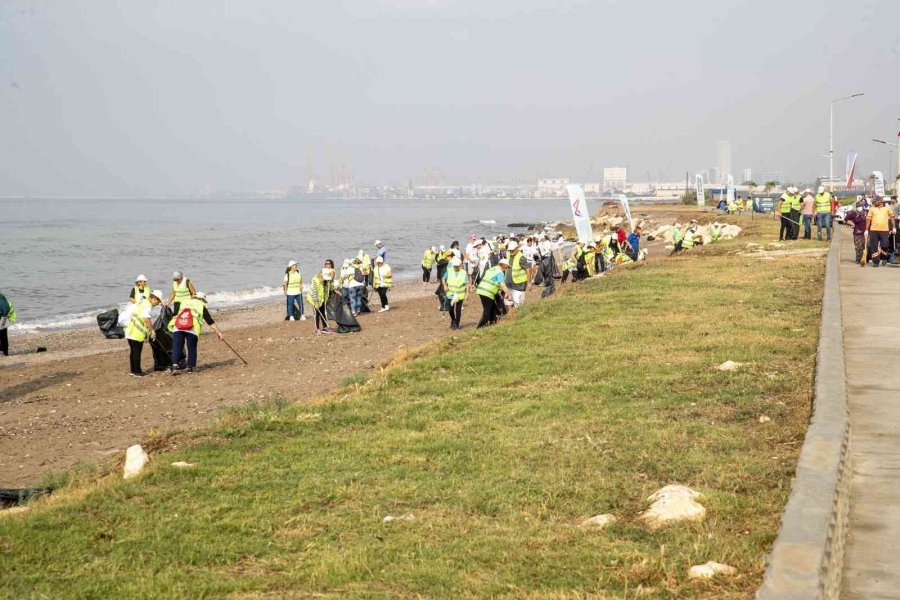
[640,485,705,529]
[123,444,149,480]
[688,561,737,579]
[579,514,617,529]
[382,513,415,523]
[717,360,742,371]
[171,461,195,469]
[758,415,772,424]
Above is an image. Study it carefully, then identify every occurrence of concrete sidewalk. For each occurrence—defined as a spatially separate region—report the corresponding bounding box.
[840,227,900,599]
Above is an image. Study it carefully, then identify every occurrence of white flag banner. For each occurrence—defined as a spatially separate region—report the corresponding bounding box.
[695,174,705,207]
[617,194,634,231]
[846,150,858,189]
[566,184,594,243]
[873,171,886,197]
[726,174,735,204]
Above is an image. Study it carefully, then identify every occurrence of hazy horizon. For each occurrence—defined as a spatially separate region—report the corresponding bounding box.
[2,0,898,196]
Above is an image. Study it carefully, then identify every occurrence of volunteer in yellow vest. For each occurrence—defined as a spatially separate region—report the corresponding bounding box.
[788,187,803,240]
[442,257,469,330]
[584,243,596,277]
[0,291,16,357]
[778,190,793,241]
[476,259,511,328]
[373,256,393,312]
[129,275,151,304]
[572,241,587,281]
[166,271,196,313]
[307,268,336,336]
[421,246,437,283]
[168,292,223,374]
[283,260,306,321]
[125,289,163,377]
[505,240,528,308]
[814,185,833,241]
[358,250,373,286]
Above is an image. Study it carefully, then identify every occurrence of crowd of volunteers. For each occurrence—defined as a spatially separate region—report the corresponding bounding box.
[843,194,899,267]
[776,186,842,242]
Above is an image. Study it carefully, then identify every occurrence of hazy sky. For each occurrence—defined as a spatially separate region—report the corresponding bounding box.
[1,0,897,195]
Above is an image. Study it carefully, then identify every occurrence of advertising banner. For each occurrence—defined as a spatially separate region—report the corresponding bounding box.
[566,184,594,243]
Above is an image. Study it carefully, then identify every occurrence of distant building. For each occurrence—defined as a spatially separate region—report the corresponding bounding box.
[740,168,752,184]
[710,167,721,184]
[717,141,732,183]
[537,178,570,197]
[583,182,602,195]
[602,167,627,192]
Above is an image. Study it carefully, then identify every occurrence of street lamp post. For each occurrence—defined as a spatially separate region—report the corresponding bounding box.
[873,139,900,194]
[830,93,865,192]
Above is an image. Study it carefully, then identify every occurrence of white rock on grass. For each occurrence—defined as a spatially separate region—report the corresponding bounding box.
[123,444,149,479]
[688,561,737,579]
[640,485,706,529]
[171,461,195,469]
[758,415,772,424]
[717,360,742,372]
[382,513,415,523]
[579,514,617,529]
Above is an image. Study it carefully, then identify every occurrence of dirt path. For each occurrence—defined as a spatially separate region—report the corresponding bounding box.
[0,284,468,487]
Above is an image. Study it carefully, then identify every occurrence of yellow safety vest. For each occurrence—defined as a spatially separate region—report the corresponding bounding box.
[815,193,832,214]
[285,271,303,295]
[508,252,527,285]
[422,250,435,269]
[476,266,503,298]
[133,285,150,302]
[168,297,205,336]
[126,299,152,342]
[779,196,791,214]
[374,265,392,288]
[172,278,192,304]
[306,276,329,308]
[446,268,467,300]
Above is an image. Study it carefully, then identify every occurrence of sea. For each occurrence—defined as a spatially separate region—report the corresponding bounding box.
[0,196,575,334]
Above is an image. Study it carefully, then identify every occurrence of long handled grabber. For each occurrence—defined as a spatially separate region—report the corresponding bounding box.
[221,338,249,365]
[861,231,869,266]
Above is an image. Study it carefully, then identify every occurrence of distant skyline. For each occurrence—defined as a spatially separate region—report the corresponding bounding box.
[1,1,898,196]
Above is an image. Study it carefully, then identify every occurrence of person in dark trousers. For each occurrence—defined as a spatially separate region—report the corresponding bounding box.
[475,260,511,328]
[442,257,469,329]
[625,226,642,261]
[169,292,224,373]
[0,292,15,357]
[844,202,868,263]
[125,289,163,377]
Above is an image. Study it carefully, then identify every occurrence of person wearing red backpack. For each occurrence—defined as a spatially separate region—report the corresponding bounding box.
[168,292,224,374]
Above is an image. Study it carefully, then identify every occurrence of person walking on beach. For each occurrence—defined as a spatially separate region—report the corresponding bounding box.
[167,271,196,313]
[815,186,834,241]
[443,257,469,330]
[125,289,163,377]
[845,201,868,263]
[865,196,895,267]
[0,291,16,357]
[129,275,152,304]
[307,268,336,335]
[373,256,392,312]
[421,246,436,283]
[505,240,528,308]
[476,259,511,328]
[283,261,306,321]
[374,240,387,263]
[346,258,365,316]
[169,292,224,374]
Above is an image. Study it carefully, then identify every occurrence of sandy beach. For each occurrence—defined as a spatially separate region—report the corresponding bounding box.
[0,281,470,487]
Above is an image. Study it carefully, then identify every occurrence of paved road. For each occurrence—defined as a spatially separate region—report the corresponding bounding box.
[841,227,900,599]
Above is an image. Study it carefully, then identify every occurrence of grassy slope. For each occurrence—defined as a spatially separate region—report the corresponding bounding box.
[0,217,825,599]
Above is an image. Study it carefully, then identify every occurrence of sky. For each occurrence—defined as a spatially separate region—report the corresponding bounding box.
[1,0,898,195]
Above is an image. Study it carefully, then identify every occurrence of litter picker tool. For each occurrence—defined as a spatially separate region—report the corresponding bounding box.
[221,337,248,366]
[861,231,869,266]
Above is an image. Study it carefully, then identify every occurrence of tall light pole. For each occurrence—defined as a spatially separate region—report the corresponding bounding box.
[830,93,865,192]
[873,138,900,194]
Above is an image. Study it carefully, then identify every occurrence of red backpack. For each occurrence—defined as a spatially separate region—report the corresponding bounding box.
[174,307,194,331]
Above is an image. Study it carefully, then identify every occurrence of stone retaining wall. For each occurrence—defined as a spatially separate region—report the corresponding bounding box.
[756,233,851,600]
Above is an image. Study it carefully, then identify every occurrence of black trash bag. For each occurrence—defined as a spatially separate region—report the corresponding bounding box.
[150,305,174,370]
[97,309,125,339]
[533,268,544,286]
[326,293,361,333]
[358,286,372,314]
[541,255,557,298]
[0,487,52,508]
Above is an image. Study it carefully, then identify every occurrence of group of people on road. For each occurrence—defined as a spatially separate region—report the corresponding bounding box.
[843,195,900,267]
[777,186,840,242]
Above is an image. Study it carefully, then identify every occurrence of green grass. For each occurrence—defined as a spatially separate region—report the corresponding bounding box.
[0,218,824,599]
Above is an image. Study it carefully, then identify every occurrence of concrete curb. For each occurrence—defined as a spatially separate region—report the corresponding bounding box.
[757,233,850,600]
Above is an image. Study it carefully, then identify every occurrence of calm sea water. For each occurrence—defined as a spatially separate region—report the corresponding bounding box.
[0,196,576,333]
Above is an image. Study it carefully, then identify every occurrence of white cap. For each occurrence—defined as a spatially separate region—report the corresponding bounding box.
[288,260,298,268]
[194,292,207,302]
[322,268,334,281]
[431,246,437,252]
[342,259,350,267]
[499,258,510,267]
[173,271,183,280]
[439,244,445,251]
[150,289,164,300]
[818,185,825,194]
[451,257,462,267]
[375,256,384,263]
[374,240,382,246]
[136,274,148,282]
[804,188,812,194]
[507,240,519,251]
